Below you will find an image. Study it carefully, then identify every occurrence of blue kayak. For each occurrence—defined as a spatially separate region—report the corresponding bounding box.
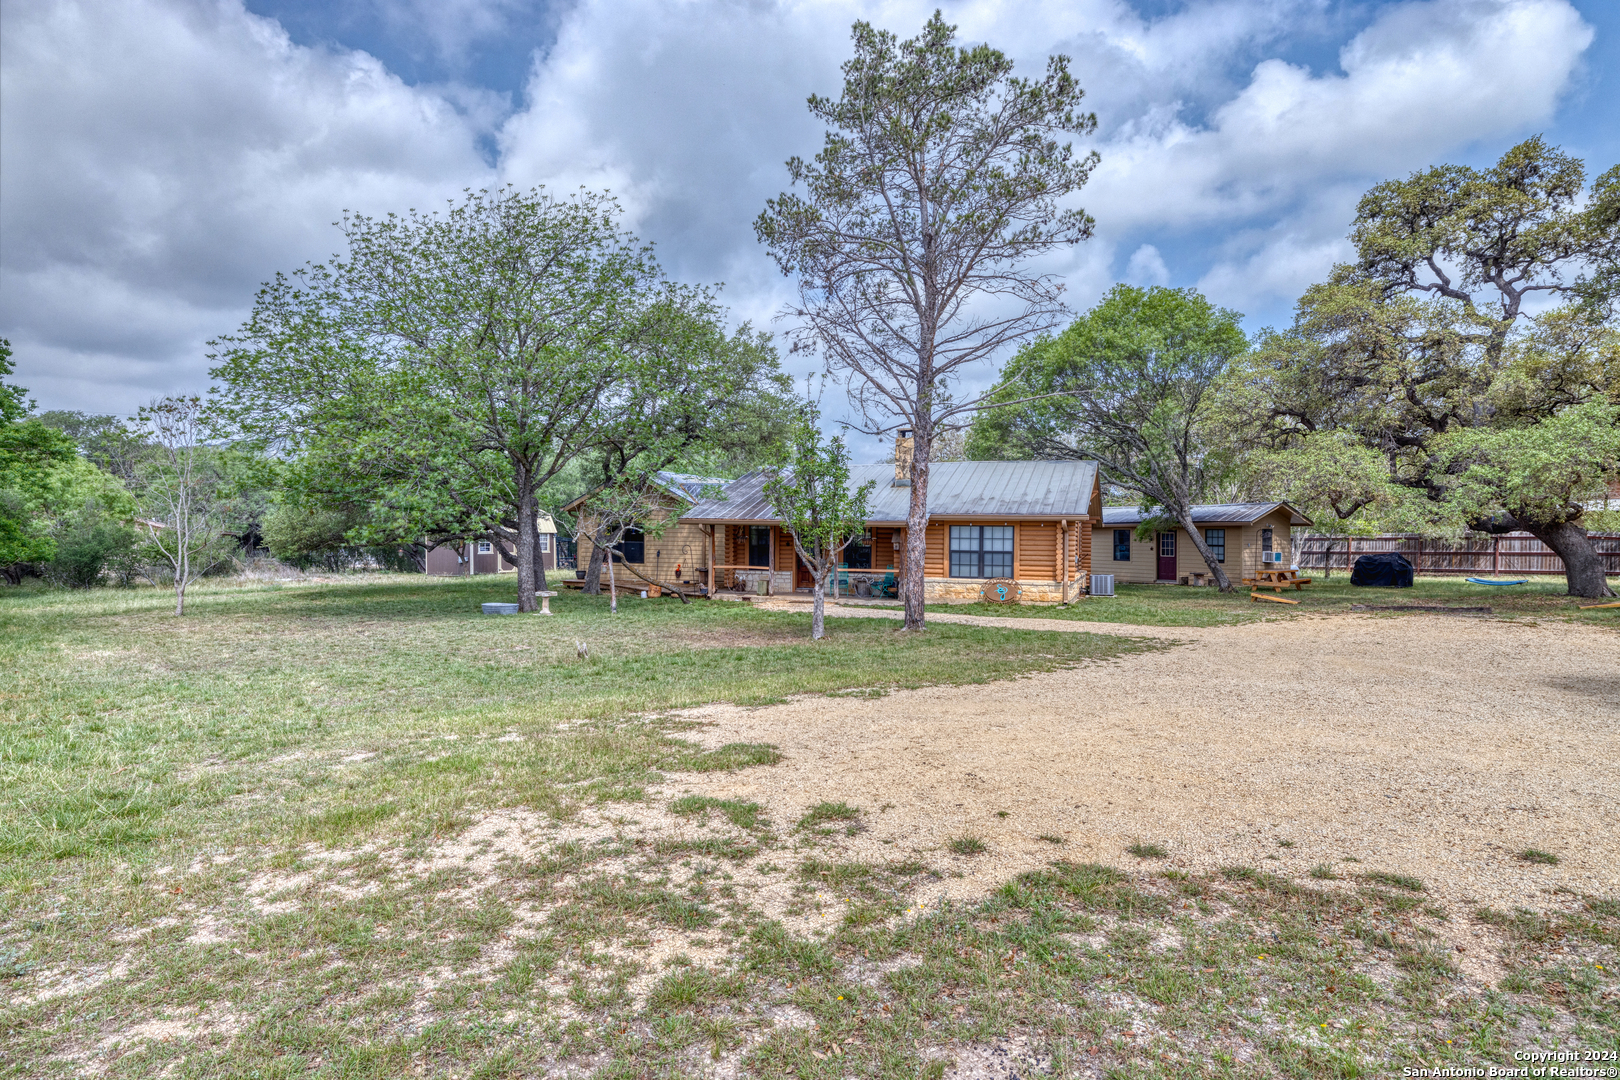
[1466,577,1528,586]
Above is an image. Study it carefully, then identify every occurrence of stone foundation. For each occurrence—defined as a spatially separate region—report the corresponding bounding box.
[922,578,1080,603]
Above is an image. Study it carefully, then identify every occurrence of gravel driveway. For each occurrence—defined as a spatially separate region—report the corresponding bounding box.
[675,609,1620,921]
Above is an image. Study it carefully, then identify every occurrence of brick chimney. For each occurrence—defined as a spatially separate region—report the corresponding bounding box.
[893,429,914,485]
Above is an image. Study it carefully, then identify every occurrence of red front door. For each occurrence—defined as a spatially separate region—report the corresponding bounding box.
[1157,532,1177,581]
[796,553,815,590]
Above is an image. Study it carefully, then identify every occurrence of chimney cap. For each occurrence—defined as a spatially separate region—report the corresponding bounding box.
[898,428,913,438]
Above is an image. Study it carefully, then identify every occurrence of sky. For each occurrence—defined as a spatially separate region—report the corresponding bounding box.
[2,0,1615,460]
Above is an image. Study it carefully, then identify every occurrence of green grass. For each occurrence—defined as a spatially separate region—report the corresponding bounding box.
[1128,841,1169,859]
[0,576,1151,862]
[1518,848,1560,866]
[946,836,985,856]
[927,574,1620,627]
[1362,870,1426,893]
[1,575,1614,1077]
[796,801,861,830]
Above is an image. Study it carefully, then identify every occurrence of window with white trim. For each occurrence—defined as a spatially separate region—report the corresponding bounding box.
[477,541,493,554]
[1203,528,1225,563]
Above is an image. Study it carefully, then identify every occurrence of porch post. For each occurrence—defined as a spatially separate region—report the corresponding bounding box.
[1059,520,1068,603]
[708,525,716,597]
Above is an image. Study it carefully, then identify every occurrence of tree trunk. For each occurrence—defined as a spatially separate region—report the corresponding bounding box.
[583,529,606,595]
[1176,509,1232,592]
[606,543,618,614]
[533,550,548,596]
[1526,520,1616,598]
[515,475,537,613]
[901,433,930,631]
[811,573,826,640]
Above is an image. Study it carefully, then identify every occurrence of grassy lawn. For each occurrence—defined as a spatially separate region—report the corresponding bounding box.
[1,576,1613,1078]
[930,575,1620,627]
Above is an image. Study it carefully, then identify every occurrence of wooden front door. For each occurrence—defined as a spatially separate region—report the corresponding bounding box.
[796,553,815,590]
[1157,532,1177,581]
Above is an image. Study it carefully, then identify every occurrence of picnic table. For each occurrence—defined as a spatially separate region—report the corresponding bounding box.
[1244,567,1313,592]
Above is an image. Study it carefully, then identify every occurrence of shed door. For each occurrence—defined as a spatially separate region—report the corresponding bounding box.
[1157,532,1178,581]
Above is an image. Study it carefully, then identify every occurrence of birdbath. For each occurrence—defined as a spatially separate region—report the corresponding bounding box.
[537,591,558,616]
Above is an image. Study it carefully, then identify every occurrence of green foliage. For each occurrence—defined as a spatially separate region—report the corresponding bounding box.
[44,499,139,588]
[1229,138,1619,594]
[35,410,149,484]
[1230,433,1404,533]
[2,356,135,583]
[215,187,788,611]
[972,285,1247,586]
[0,339,31,425]
[260,501,360,564]
[1432,401,1620,528]
[761,404,875,637]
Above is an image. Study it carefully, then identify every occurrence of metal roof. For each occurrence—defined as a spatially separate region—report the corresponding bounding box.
[1101,502,1312,527]
[682,460,1101,525]
[654,471,730,501]
[561,470,729,513]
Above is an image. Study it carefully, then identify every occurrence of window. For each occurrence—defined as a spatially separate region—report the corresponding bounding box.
[477,540,493,555]
[949,525,1014,578]
[1203,528,1225,563]
[1261,527,1273,554]
[1159,532,1176,558]
[612,528,645,563]
[748,526,772,569]
[1112,529,1132,562]
[539,534,551,553]
[844,532,872,569]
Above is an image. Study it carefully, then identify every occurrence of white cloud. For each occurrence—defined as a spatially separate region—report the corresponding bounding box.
[1124,243,1171,287]
[1087,0,1592,232]
[0,0,1596,425]
[0,0,493,410]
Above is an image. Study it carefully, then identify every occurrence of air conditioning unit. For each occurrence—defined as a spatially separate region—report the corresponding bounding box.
[1090,573,1115,597]
[1262,551,1285,565]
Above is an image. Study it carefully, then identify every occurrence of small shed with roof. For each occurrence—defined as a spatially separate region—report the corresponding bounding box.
[564,471,729,590]
[1099,502,1312,584]
[681,443,1103,602]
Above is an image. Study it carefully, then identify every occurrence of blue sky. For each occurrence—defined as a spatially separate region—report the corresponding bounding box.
[2,0,1614,458]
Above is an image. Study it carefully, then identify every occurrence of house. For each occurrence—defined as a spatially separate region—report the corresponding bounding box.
[680,434,1103,602]
[565,472,729,589]
[1098,503,1312,584]
[424,511,560,576]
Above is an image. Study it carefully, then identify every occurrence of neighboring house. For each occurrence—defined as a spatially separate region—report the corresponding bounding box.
[424,511,559,576]
[1099,503,1312,584]
[681,434,1103,602]
[565,472,728,589]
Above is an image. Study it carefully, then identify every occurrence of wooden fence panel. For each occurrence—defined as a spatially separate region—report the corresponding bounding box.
[1292,533,1620,576]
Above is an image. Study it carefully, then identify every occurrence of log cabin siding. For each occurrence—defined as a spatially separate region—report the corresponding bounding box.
[1016,521,1058,580]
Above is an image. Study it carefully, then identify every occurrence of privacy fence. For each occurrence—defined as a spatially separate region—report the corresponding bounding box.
[1292,532,1620,577]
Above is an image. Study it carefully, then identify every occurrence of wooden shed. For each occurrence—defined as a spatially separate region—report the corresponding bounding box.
[424,512,559,576]
[564,472,728,591]
[1098,503,1312,584]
